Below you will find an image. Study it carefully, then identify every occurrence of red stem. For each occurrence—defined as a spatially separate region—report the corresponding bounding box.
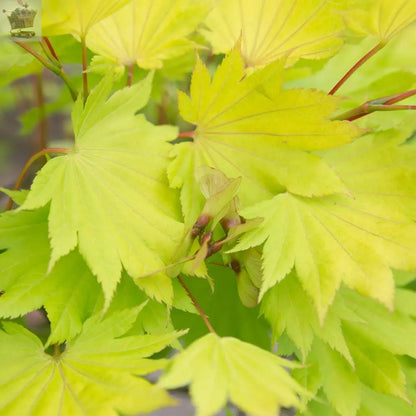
[34,73,48,150]
[15,41,78,101]
[5,148,69,211]
[42,37,60,62]
[177,276,217,335]
[127,63,134,87]
[383,89,416,105]
[177,130,195,138]
[329,42,385,95]
[81,37,89,101]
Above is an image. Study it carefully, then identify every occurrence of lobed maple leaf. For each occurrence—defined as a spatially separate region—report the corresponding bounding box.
[20,73,184,307]
[201,0,345,68]
[159,333,305,416]
[0,309,182,415]
[0,207,103,343]
[342,0,416,42]
[86,0,212,69]
[234,125,416,319]
[169,47,362,223]
[41,0,132,38]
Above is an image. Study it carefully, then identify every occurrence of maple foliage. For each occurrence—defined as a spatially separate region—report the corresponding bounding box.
[1,0,416,415]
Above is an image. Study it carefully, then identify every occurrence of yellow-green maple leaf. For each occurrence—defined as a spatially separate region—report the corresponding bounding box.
[42,0,132,38]
[20,73,183,307]
[234,128,416,319]
[159,333,305,416]
[342,0,416,42]
[86,0,212,69]
[0,310,181,416]
[201,0,344,68]
[169,48,362,223]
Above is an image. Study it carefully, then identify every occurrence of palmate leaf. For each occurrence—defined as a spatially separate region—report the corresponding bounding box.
[343,0,416,42]
[296,336,409,416]
[159,333,305,416]
[86,0,212,69]
[263,276,416,415]
[0,207,102,344]
[201,0,344,68]
[0,309,181,416]
[261,271,358,363]
[41,0,132,38]
[169,48,362,222]
[235,128,416,318]
[20,73,184,306]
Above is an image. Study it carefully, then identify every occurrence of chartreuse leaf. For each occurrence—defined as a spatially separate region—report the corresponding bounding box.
[341,289,416,359]
[21,73,183,306]
[312,339,360,416]
[0,208,51,317]
[0,43,41,87]
[201,0,344,68]
[0,309,181,415]
[261,272,355,363]
[320,125,416,222]
[343,0,416,42]
[44,251,102,345]
[236,126,416,318]
[359,385,415,416]
[0,187,28,205]
[86,0,211,69]
[235,189,416,319]
[41,0,132,38]
[170,48,362,213]
[159,333,305,416]
[343,325,408,401]
[0,207,102,343]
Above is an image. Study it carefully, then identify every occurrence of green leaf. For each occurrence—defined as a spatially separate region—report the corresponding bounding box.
[86,0,212,69]
[312,340,361,416]
[344,325,409,401]
[0,312,180,415]
[44,251,102,345]
[359,385,416,416]
[159,333,305,416]
[262,272,354,364]
[171,48,362,211]
[341,289,416,359]
[201,0,345,68]
[0,43,41,87]
[21,73,183,306]
[0,207,102,343]
[0,208,52,316]
[42,0,132,38]
[236,187,416,319]
[343,0,416,42]
[0,188,28,206]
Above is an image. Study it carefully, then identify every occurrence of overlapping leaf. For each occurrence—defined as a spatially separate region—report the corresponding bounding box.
[262,272,358,362]
[0,309,181,415]
[342,0,416,42]
[169,48,362,222]
[201,0,344,68]
[235,127,416,318]
[262,274,416,415]
[42,0,132,38]
[20,73,184,306]
[159,333,305,416]
[0,207,103,343]
[86,0,211,69]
